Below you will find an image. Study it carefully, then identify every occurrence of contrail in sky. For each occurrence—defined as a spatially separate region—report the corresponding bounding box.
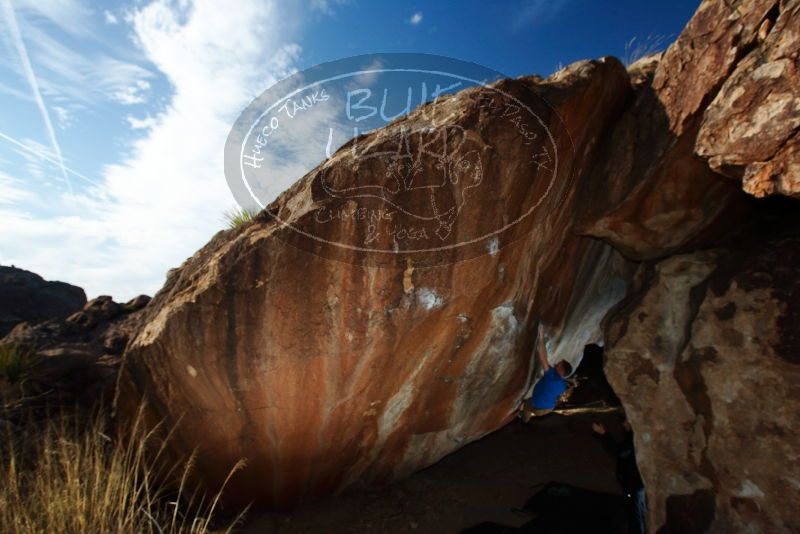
[1,0,72,193]
[0,131,98,186]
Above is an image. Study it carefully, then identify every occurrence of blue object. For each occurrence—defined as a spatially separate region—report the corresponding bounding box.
[528,368,567,409]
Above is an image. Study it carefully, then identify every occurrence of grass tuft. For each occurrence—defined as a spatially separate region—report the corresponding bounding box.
[0,344,38,384]
[0,404,247,534]
[223,207,258,230]
[623,34,672,67]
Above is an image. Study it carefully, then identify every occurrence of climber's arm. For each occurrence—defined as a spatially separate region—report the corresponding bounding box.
[537,323,550,371]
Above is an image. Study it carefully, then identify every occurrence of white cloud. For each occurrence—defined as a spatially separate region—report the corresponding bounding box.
[13,23,155,106]
[0,1,155,109]
[1,0,302,300]
[12,0,93,36]
[103,10,118,25]
[0,79,32,101]
[109,79,151,105]
[125,114,159,131]
[52,105,72,129]
[6,137,67,189]
[310,0,348,15]
[409,12,423,25]
[0,170,33,204]
[512,0,567,32]
[93,0,299,297]
[0,209,128,297]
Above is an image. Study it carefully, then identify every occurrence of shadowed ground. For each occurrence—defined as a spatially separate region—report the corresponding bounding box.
[243,413,621,533]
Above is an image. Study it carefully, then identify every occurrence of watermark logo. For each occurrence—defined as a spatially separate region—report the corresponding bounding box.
[224,54,570,266]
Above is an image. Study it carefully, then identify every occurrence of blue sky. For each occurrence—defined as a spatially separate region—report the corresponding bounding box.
[0,0,699,300]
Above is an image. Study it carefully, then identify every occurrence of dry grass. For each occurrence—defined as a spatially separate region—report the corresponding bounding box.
[623,34,672,66]
[0,404,247,534]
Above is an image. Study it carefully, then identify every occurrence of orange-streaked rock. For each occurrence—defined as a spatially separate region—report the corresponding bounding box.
[119,59,649,507]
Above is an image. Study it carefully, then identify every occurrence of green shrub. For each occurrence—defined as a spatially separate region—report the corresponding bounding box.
[223,207,258,229]
[0,344,38,384]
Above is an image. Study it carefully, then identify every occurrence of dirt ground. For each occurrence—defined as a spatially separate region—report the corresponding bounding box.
[242,412,623,533]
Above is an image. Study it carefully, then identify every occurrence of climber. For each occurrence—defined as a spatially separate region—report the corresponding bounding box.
[592,417,647,534]
[520,323,573,421]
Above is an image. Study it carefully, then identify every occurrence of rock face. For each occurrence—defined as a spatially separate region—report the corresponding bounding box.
[118,0,800,525]
[120,58,647,507]
[596,0,800,530]
[2,294,150,407]
[0,266,86,338]
[604,207,800,533]
[695,0,800,198]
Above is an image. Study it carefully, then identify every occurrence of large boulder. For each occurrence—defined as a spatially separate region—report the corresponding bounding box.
[119,58,639,507]
[0,266,86,338]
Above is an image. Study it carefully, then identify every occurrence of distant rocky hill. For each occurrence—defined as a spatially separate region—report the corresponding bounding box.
[0,266,86,337]
[2,293,150,408]
[0,266,150,410]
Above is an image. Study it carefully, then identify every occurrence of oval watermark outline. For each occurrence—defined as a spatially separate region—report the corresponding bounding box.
[230,54,570,256]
